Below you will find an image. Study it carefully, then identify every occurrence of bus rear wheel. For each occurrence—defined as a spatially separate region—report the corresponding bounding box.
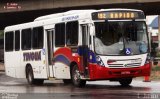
[26,66,44,85]
[71,65,86,87]
[119,78,132,86]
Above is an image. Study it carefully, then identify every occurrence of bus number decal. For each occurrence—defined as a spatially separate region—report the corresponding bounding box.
[23,51,41,61]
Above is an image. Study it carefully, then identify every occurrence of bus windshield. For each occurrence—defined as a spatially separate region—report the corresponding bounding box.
[94,21,148,55]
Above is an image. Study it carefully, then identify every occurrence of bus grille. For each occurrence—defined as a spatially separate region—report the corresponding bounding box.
[108,59,142,68]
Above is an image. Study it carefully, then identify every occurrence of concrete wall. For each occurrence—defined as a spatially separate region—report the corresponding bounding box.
[0,0,160,13]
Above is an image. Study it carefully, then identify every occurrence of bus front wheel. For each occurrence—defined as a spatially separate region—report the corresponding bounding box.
[26,66,44,85]
[63,79,72,84]
[119,78,132,86]
[71,65,86,87]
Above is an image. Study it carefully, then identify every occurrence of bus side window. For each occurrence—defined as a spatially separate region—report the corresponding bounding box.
[22,28,31,50]
[81,25,89,46]
[15,30,20,51]
[55,23,65,47]
[32,27,44,49]
[5,31,14,51]
[66,21,78,46]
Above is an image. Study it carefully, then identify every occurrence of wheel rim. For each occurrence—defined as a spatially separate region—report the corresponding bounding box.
[73,69,81,83]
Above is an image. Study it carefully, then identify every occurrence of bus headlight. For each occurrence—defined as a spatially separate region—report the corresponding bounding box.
[145,54,151,64]
[96,56,105,66]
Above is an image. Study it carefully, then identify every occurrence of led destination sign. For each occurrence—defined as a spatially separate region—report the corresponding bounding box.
[92,11,145,20]
[98,12,136,19]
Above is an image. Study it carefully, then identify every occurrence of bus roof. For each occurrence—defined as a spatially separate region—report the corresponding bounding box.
[4,8,144,32]
[34,8,143,21]
[34,10,96,21]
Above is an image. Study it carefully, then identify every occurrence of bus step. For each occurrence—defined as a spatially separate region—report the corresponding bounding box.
[49,77,56,81]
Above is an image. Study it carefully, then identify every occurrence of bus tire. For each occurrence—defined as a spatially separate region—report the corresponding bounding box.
[26,66,44,85]
[119,78,132,86]
[63,79,72,84]
[34,79,44,85]
[71,65,86,87]
[26,66,35,85]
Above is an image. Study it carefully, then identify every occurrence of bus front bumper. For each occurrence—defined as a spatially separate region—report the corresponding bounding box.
[88,63,151,80]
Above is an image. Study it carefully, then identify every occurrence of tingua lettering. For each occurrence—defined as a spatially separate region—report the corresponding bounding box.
[23,51,41,61]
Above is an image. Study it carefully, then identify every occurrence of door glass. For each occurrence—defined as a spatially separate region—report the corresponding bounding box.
[81,25,89,45]
[47,30,54,65]
[81,25,89,76]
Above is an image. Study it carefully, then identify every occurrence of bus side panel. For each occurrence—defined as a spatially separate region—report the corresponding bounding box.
[53,47,73,79]
[22,50,48,79]
[5,51,25,78]
[54,62,71,79]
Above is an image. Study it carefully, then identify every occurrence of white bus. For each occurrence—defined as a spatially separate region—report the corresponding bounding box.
[4,9,150,87]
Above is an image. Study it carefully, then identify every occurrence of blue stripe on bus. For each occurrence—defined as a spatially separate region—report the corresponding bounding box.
[54,55,70,66]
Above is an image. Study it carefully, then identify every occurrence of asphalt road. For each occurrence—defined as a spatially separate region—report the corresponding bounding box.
[0,72,160,99]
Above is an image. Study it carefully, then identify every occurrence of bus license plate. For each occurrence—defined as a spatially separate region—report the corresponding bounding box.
[121,71,130,75]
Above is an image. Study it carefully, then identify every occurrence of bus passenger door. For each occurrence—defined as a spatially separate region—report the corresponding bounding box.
[81,24,89,77]
[46,29,54,77]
